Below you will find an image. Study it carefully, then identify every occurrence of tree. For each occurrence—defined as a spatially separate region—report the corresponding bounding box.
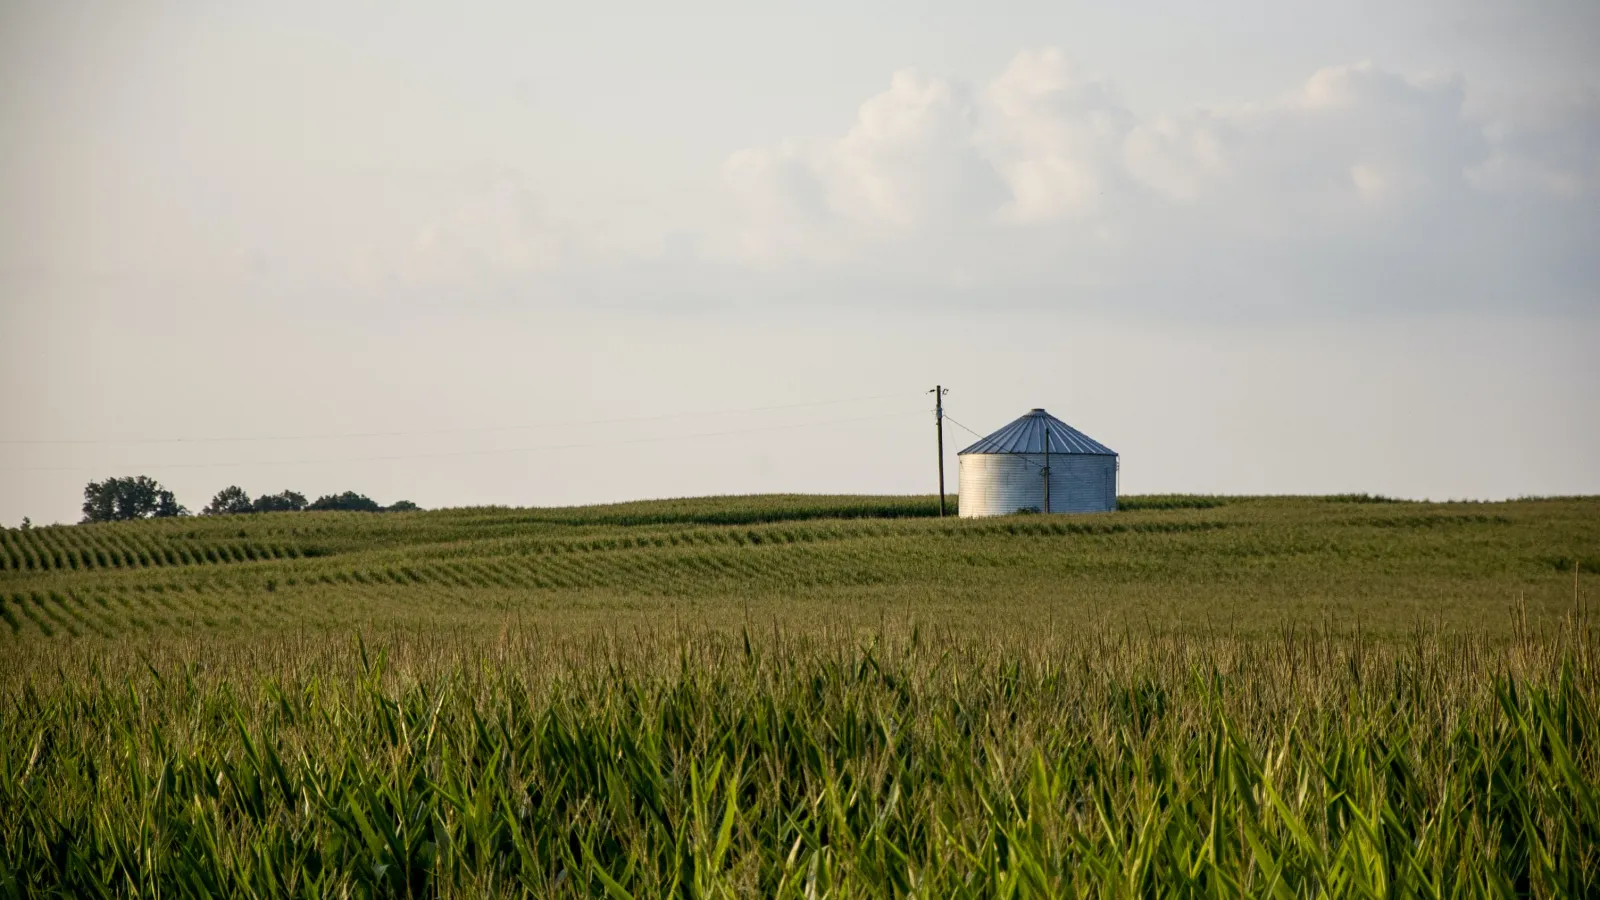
[81,476,187,523]
[385,500,420,512]
[253,490,308,513]
[202,486,255,516]
[308,491,382,512]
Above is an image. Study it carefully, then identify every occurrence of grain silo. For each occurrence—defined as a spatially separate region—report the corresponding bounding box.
[957,409,1118,517]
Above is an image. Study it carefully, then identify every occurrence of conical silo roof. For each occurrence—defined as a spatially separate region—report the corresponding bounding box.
[957,408,1116,456]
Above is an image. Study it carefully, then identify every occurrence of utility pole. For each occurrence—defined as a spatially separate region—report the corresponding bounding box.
[1042,421,1051,514]
[929,386,948,516]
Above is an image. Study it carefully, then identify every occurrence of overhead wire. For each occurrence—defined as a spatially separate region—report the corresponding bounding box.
[941,413,987,442]
[941,412,1048,470]
[0,407,929,473]
[0,391,923,446]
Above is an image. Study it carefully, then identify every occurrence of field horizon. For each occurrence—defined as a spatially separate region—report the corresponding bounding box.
[3,492,1595,646]
[3,492,1597,895]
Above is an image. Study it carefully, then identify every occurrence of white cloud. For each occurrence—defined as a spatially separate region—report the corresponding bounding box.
[824,70,1006,227]
[723,50,1597,316]
[724,69,1006,248]
[322,50,1593,319]
[985,48,1135,221]
[1236,64,1484,209]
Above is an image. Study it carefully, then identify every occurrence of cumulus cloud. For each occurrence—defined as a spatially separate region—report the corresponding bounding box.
[723,50,1598,316]
[1122,64,1488,218]
[985,49,1136,220]
[724,70,1006,262]
[334,51,1596,319]
[823,70,1007,227]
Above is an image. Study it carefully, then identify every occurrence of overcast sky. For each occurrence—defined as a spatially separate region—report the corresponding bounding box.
[2,1,1596,524]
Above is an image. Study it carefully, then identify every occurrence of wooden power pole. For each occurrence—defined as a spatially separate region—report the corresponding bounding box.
[929,386,948,516]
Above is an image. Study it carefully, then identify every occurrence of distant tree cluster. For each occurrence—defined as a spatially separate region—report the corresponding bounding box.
[204,486,419,516]
[82,476,187,523]
[305,491,380,513]
[201,487,310,516]
[255,490,311,513]
[76,476,420,523]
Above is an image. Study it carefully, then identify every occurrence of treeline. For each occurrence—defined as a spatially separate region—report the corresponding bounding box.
[79,476,419,524]
[199,486,418,516]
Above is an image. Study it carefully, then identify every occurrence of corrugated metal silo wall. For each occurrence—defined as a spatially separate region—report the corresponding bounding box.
[957,453,1117,517]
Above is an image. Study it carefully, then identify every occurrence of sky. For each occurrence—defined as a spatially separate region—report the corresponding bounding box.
[1,0,1596,524]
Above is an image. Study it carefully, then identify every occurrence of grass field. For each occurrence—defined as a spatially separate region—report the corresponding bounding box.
[2,494,1597,896]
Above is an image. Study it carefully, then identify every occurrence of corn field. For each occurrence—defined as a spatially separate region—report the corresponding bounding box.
[1,494,1596,895]
[2,622,1597,897]
[1,495,1594,642]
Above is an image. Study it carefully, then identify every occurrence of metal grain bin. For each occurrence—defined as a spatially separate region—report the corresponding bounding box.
[957,409,1117,517]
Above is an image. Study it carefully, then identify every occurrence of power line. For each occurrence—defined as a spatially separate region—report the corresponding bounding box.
[942,412,1047,470]
[0,391,921,446]
[941,413,987,442]
[0,408,928,473]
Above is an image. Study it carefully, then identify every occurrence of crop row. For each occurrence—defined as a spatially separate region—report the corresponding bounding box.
[1360,513,1515,529]
[92,519,1242,597]
[0,513,1230,578]
[463,516,1234,559]
[0,526,312,574]
[7,547,879,634]
[1,587,281,639]
[494,493,953,528]
[268,542,901,596]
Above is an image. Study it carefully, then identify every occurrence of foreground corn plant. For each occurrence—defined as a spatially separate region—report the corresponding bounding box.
[1,620,1596,898]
